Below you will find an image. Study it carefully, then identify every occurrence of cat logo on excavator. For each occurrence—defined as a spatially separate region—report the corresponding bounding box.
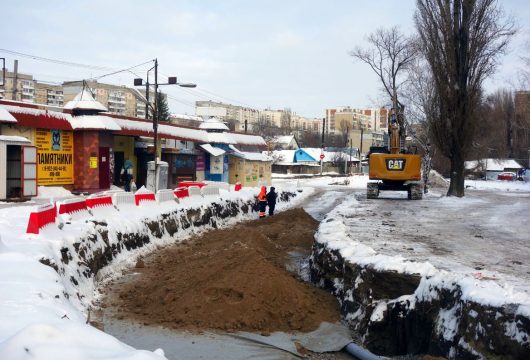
[386,159,405,171]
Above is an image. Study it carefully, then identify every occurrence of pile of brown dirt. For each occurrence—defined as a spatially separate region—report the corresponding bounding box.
[103,208,340,334]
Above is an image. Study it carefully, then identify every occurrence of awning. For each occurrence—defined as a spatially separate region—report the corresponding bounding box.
[200,144,226,157]
[0,106,17,123]
[0,135,32,145]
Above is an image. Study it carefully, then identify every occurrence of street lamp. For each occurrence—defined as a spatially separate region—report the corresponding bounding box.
[134,58,196,192]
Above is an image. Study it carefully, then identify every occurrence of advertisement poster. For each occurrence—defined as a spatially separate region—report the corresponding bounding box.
[210,155,223,174]
[35,129,74,185]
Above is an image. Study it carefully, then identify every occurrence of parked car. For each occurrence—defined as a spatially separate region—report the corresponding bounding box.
[497,172,517,181]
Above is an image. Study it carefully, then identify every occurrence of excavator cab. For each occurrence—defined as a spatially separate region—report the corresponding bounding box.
[367,109,423,200]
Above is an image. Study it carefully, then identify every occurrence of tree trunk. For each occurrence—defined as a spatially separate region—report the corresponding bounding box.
[447,152,465,197]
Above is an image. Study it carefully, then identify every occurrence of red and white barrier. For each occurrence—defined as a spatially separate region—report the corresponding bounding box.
[174,187,189,199]
[201,185,220,197]
[188,185,202,197]
[86,194,113,208]
[135,190,156,205]
[177,181,206,189]
[26,203,57,234]
[234,182,242,191]
[112,192,136,207]
[58,198,87,215]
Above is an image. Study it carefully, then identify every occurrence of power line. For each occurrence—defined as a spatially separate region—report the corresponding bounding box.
[0,48,116,71]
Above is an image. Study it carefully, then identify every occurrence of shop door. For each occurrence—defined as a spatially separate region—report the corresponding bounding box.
[99,147,110,189]
[21,146,37,197]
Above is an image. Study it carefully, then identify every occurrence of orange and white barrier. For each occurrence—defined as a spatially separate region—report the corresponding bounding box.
[26,203,57,234]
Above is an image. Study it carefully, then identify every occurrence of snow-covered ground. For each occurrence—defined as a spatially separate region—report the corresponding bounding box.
[312,178,530,319]
[1,175,529,359]
[0,184,311,360]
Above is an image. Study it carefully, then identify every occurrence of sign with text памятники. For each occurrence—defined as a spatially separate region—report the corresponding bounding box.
[35,129,74,185]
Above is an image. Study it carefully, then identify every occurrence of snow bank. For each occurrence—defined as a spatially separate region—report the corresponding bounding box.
[465,179,530,192]
[34,186,73,199]
[0,185,308,359]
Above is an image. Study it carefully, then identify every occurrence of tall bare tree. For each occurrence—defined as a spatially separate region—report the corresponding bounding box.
[402,57,439,192]
[350,27,418,144]
[415,0,515,197]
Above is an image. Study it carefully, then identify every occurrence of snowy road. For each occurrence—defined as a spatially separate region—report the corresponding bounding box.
[343,189,530,294]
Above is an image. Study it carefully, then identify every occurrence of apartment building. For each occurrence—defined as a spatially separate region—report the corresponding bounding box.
[0,69,36,103]
[63,80,155,118]
[195,100,259,131]
[35,83,64,107]
[325,107,388,134]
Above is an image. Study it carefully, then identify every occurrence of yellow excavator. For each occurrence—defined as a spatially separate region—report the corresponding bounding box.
[367,108,423,200]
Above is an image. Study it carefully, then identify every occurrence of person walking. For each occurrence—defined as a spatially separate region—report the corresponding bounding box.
[120,159,134,192]
[257,186,267,218]
[267,186,277,216]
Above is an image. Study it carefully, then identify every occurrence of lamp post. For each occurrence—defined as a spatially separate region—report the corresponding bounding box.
[134,58,196,192]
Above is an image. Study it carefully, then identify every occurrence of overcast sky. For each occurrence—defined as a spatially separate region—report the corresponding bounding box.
[1,0,529,118]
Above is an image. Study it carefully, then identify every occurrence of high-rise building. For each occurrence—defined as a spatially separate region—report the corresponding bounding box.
[0,69,35,103]
[325,107,388,134]
[63,80,156,118]
[195,100,259,131]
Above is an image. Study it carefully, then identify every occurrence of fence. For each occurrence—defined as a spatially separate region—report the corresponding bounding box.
[26,203,57,234]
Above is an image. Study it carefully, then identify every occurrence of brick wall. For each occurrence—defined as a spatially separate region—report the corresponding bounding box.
[74,131,99,190]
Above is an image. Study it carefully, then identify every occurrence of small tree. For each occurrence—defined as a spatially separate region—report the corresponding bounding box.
[156,92,171,122]
[415,0,515,197]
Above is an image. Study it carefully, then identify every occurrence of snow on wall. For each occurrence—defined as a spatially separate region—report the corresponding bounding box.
[0,186,306,360]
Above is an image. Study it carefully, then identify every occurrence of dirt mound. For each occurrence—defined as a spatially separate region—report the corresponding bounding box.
[103,208,340,333]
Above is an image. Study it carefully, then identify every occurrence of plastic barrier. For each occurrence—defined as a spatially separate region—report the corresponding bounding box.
[201,185,220,197]
[58,198,87,215]
[86,194,113,208]
[203,181,230,191]
[234,182,242,191]
[188,185,202,197]
[177,181,206,189]
[174,187,189,199]
[26,203,57,234]
[135,191,156,205]
[112,192,135,207]
[156,189,176,203]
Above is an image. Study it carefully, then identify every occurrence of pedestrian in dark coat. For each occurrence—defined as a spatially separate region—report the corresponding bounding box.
[267,187,277,216]
[257,186,267,218]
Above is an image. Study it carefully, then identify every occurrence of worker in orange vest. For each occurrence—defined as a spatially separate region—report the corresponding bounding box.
[257,186,267,218]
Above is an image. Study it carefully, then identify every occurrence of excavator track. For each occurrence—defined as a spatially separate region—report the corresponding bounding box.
[409,183,423,200]
[367,183,379,199]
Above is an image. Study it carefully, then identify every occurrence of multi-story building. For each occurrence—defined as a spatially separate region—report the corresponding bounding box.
[0,69,35,103]
[63,80,156,118]
[195,100,259,132]
[34,83,64,107]
[325,107,388,134]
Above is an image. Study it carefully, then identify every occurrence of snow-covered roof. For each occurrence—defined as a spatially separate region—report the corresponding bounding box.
[200,144,226,157]
[465,158,523,171]
[266,148,360,165]
[266,150,296,165]
[2,101,267,147]
[274,135,295,144]
[68,115,121,131]
[199,117,229,131]
[170,113,202,121]
[0,135,31,144]
[63,89,107,112]
[229,145,271,162]
[0,105,17,123]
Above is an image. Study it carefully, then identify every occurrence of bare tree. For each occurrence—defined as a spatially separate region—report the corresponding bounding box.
[402,57,439,192]
[350,26,418,143]
[415,0,515,197]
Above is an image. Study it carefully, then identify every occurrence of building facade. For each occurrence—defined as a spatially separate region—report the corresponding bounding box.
[325,107,388,134]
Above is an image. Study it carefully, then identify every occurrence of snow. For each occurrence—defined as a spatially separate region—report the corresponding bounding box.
[198,117,229,131]
[0,184,311,359]
[0,105,18,123]
[465,158,523,171]
[68,115,121,131]
[0,135,31,143]
[34,186,73,199]
[63,89,107,112]
[199,143,225,156]
[465,179,530,191]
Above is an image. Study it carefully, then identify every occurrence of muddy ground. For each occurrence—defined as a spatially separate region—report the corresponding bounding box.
[100,208,341,335]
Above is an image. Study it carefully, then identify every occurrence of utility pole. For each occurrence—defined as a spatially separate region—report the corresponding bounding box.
[12,60,18,101]
[153,58,159,192]
[320,117,325,175]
